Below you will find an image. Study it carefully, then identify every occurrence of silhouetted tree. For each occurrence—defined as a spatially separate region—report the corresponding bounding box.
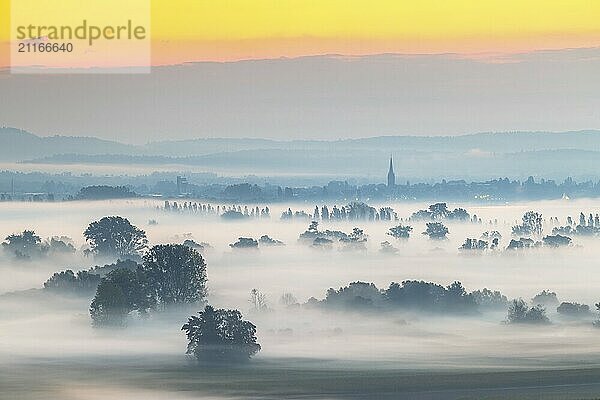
[423,222,449,240]
[542,234,572,247]
[46,236,76,254]
[230,237,259,249]
[379,241,398,254]
[323,282,383,310]
[249,289,268,312]
[2,230,43,259]
[532,290,559,307]
[88,259,141,277]
[340,227,368,250]
[75,185,137,200]
[557,302,591,317]
[182,305,261,362]
[387,225,412,239]
[141,244,208,306]
[221,210,246,220]
[258,235,284,246]
[471,288,508,309]
[44,270,101,295]
[512,211,543,237]
[90,269,153,327]
[507,237,537,250]
[279,292,298,306]
[459,238,488,251]
[507,299,549,324]
[84,216,147,259]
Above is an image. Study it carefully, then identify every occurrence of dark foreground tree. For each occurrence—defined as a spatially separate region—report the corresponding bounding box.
[182,305,261,362]
[84,216,147,259]
[141,244,207,306]
[89,268,153,327]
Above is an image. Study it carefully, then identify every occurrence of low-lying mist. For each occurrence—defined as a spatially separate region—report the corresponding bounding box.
[2,198,600,374]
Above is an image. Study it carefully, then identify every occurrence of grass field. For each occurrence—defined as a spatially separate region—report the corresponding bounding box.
[4,356,600,399]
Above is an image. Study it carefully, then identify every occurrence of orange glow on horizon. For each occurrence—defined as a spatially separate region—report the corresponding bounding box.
[1,0,600,67]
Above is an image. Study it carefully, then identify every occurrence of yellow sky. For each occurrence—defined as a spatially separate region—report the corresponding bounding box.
[2,0,600,65]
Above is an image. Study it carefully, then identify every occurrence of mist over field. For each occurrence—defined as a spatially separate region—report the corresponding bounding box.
[2,198,600,399]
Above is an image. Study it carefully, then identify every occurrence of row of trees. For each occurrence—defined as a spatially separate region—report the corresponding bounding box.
[459,234,572,251]
[312,280,507,314]
[282,202,397,222]
[310,280,600,326]
[162,200,271,220]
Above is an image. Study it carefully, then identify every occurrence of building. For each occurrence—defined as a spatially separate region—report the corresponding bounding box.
[176,176,189,195]
[387,156,396,187]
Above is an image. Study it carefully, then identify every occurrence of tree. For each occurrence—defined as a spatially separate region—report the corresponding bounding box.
[345,202,376,221]
[480,231,502,241]
[84,216,147,259]
[507,237,537,250]
[542,234,571,248]
[448,208,470,221]
[340,227,368,250]
[387,225,412,239]
[141,244,207,306]
[422,222,449,240]
[2,230,43,259]
[384,280,476,313]
[532,290,559,307]
[557,302,591,317]
[75,185,137,200]
[507,299,549,324]
[44,270,101,295]
[88,259,141,277]
[279,292,298,306]
[221,210,247,220]
[249,289,268,312]
[323,282,384,310]
[459,238,488,251]
[47,236,76,254]
[379,241,398,254]
[258,235,284,246]
[429,203,450,219]
[182,305,261,362]
[89,269,153,327]
[471,288,508,309]
[230,237,259,249]
[512,211,543,238]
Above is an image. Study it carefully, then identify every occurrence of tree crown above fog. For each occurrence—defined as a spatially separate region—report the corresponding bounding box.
[182,305,261,362]
[83,216,147,259]
[141,244,207,306]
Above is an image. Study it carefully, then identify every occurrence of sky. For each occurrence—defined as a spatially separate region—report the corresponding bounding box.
[1,1,600,141]
[1,0,600,65]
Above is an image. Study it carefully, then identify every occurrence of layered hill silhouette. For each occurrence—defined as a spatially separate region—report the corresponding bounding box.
[3,127,600,179]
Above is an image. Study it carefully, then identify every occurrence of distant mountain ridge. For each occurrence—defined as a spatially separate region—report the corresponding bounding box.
[0,127,135,161]
[3,127,600,162]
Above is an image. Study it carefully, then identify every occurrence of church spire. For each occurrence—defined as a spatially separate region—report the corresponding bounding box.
[387,155,395,187]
